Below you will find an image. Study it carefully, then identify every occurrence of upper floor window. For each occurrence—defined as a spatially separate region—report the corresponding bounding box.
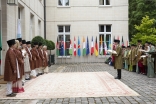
[58,0,69,6]
[99,0,110,5]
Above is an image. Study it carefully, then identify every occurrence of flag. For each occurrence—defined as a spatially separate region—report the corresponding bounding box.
[60,40,64,56]
[86,36,90,55]
[78,36,81,56]
[83,37,86,56]
[74,36,76,56]
[104,36,107,55]
[122,36,124,46]
[100,36,103,55]
[56,36,60,56]
[109,37,111,50]
[117,36,119,40]
[94,36,98,56]
[69,39,72,55]
[91,36,94,55]
[17,19,22,38]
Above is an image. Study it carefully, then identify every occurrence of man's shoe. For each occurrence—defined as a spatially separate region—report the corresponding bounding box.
[6,93,16,97]
[25,78,31,80]
[115,77,119,79]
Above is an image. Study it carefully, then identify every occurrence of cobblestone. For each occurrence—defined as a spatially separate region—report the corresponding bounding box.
[1,63,156,104]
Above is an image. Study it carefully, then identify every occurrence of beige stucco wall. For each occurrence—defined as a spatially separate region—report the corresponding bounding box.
[1,0,44,75]
[46,0,128,63]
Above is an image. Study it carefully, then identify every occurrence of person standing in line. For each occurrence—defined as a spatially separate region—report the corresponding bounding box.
[12,40,24,93]
[33,42,41,76]
[43,46,49,74]
[21,40,31,80]
[25,41,36,78]
[122,46,126,69]
[4,39,17,97]
[38,43,44,75]
[147,42,155,78]
[136,40,142,73]
[30,44,38,77]
[131,44,137,72]
[112,39,123,79]
[125,46,131,70]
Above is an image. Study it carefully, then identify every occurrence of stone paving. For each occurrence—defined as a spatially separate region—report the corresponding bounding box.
[1,63,156,104]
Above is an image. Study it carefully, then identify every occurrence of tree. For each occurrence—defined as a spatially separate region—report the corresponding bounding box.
[131,15,156,45]
[31,36,46,45]
[129,0,156,40]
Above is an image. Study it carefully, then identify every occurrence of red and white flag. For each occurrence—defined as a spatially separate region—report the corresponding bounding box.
[74,36,76,56]
[91,36,94,55]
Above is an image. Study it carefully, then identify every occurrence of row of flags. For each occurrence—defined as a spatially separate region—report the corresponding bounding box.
[56,36,109,57]
[56,36,129,57]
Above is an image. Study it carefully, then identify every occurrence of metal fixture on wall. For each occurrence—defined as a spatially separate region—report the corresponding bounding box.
[44,0,46,39]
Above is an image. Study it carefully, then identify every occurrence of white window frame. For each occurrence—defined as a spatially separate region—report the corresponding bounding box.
[58,25,71,58]
[99,0,111,6]
[58,0,70,7]
[99,25,112,56]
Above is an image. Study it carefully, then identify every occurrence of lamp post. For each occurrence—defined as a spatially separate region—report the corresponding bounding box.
[7,0,18,6]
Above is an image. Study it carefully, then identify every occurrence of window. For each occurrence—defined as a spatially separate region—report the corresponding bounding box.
[99,0,110,5]
[58,0,69,6]
[30,14,34,40]
[99,25,112,55]
[58,25,70,56]
[18,7,21,19]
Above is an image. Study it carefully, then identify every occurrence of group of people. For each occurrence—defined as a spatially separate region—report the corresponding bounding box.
[112,39,156,79]
[4,38,49,97]
[122,40,156,77]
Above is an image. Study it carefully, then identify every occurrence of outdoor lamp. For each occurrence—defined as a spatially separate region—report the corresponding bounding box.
[7,0,18,6]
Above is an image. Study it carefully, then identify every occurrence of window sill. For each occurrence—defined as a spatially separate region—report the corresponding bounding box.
[57,6,71,8]
[57,56,71,58]
[99,5,112,8]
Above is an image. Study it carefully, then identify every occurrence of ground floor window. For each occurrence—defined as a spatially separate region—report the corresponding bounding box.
[99,25,112,55]
[58,25,70,56]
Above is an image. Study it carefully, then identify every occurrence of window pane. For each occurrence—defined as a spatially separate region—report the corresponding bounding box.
[106,34,111,49]
[106,0,110,5]
[99,0,104,5]
[99,25,104,32]
[58,35,64,41]
[65,0,69,6]
[58,0,63,6]
[65,26,70,32]
[58,26,63,32]
[106,25,111,32]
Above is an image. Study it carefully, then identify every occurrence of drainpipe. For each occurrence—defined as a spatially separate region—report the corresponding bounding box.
[44,0,46,39]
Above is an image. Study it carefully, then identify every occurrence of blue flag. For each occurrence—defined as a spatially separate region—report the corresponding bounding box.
[86,37,90,55]
[78,36,81,56]
[60,41,64,56]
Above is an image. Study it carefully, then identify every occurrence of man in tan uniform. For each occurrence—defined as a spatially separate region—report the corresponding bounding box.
[113,40,123,79]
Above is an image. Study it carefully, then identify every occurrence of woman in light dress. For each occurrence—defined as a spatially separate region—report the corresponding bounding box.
[43,46,49,74]
[21,40,31,80]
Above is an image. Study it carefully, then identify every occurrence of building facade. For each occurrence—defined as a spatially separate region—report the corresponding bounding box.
[46,0,129,63]
[0,0,44,75]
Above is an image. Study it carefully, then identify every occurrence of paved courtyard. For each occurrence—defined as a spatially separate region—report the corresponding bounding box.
[1,63,156,104]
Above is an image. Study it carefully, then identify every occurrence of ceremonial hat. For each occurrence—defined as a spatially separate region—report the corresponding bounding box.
[122,46,126,48]
[26,41,31,44]
[145,41,150,44]
[16,38,22,42]
[39,42,43,46]
[114,39,120,43]
[127,46,131,48]
[33,42,38,45]
[7,39,15,47]
[22,40,26,44]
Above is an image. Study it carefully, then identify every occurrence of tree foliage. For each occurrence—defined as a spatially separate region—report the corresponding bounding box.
[31,36,46,45]
[45,39,55,50]
[129,0,156,40]
[131,15,156,45]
